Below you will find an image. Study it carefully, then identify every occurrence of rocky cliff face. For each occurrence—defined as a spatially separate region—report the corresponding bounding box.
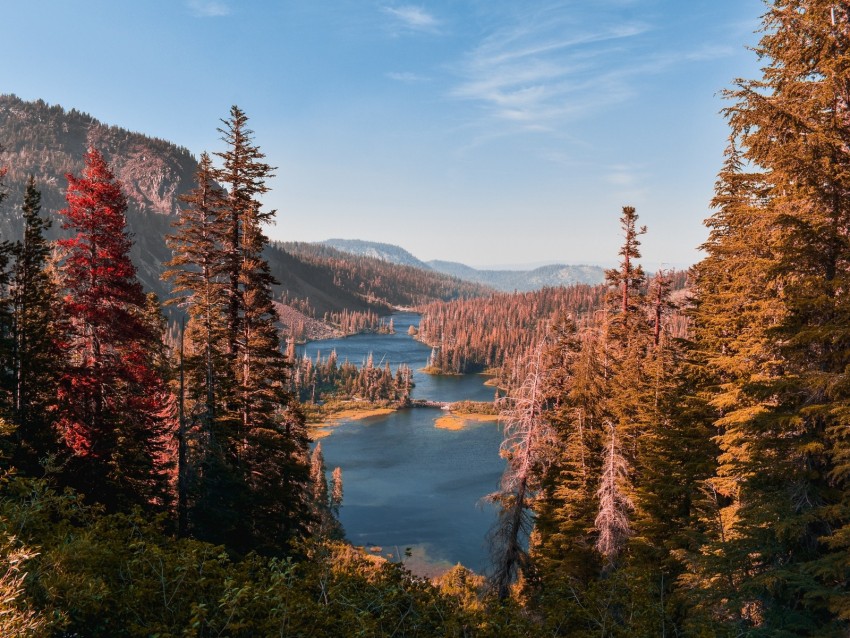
[0,94,196,227]
[0,94,196,299]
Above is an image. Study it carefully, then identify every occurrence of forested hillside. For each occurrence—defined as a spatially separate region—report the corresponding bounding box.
[315,237,607,292]
[282,241,490,308]
[0,95,482,317]
[480,4,850,635]
[321,238,431,269]
[418,270,688,383]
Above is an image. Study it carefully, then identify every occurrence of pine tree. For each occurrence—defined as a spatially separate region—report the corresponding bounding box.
[0,155,15,425]
[528,208,707,634]
[532,319,606,584]
[164,152,229,435]
[213,106,275,359]
[330,466,343,517]
[164,153,234,536]
[165,110,312,552]
[217,108,311,551]
[310,442,329,506]
[594,421,632,564]
[689,2,850,632]
[56,148,173,510]
[8,176,61,472]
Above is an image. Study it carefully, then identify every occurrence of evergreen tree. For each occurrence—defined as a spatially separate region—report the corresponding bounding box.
[164,110,312,552]
[56,148,173,510]
[533,319,606,585]
[689,2,850,632]
[9,176,61,473]
[213,106,275,359]
[164,152,229,436]
[216,107,311,552]
[164,153,234,537]
[330,466,343,517]
[0,154,14,426]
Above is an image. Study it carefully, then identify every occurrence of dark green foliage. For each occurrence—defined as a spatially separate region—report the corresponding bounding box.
[0,474,529,638]
[8,176,62,474]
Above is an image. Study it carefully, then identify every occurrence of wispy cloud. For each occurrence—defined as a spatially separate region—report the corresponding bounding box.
[187,0,230,18]
[383,5,440,34]
[386,71,431,83]
[448,4,733,142]
[606,164,640,187]
[683,44,735,62]
[450,9,650,131]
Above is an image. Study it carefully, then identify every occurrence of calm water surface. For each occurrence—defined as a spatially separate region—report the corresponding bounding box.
[299,312,504,574]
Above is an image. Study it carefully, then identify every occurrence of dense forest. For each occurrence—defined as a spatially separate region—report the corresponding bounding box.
[287,346,414,406]
[417,270,688,385]
[1,2,850,636]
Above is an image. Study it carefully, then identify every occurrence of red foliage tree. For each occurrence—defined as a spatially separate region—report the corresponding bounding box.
[56,148,172,509]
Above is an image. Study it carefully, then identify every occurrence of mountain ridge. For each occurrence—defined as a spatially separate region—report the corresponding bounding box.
[315,238,606,292]
[0,94,486,317]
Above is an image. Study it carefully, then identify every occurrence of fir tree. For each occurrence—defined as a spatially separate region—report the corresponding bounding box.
[9,176,61,472]
[217,107,311,551]
[164,153,233,537]
[56,148,173,510]
[213,106,275,359]
[164,110,312,552]
[690,2,850,632]
[164,152,229,436]
[0,154,14,425]
[488,344,553,600]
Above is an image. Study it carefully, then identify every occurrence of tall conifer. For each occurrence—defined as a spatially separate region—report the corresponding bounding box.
[56,148,173,510]
[9,176,61,472]
[690,2,850,632]
[165,110,312,551]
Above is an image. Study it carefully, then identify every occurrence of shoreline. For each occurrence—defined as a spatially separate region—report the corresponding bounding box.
[308,406,397,439]
[307,403,501,439]
[434,412,501,431]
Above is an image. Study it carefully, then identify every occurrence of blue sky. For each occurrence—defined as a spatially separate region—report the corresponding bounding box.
[1,0,763,268]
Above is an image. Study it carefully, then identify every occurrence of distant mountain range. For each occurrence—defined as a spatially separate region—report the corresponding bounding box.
[320,239,605,292]
[0,94,486,318]
[322,238,430,270]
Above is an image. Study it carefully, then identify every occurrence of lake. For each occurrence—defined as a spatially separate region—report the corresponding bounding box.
[299,312,504,575]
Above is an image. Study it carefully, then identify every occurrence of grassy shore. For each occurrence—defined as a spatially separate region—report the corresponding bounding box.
[306,403,398,439]
[305,399,501,439]
[434,412,501,431]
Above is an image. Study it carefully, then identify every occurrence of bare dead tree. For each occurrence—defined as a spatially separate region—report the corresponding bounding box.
[487,343,554,600]
[594,421,633,566]
[330,466,343,517]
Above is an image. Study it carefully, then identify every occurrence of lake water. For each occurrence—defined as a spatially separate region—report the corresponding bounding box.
[298,312,504,575]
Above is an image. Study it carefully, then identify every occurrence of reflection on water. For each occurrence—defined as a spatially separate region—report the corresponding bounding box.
[302,313,504,574]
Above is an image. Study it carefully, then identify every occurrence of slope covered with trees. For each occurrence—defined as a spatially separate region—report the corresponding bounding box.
[0,104,525,638]
[0,94,484,318]
[417,270,688,383]
[281,241,491,309]
[480,3,850,635]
